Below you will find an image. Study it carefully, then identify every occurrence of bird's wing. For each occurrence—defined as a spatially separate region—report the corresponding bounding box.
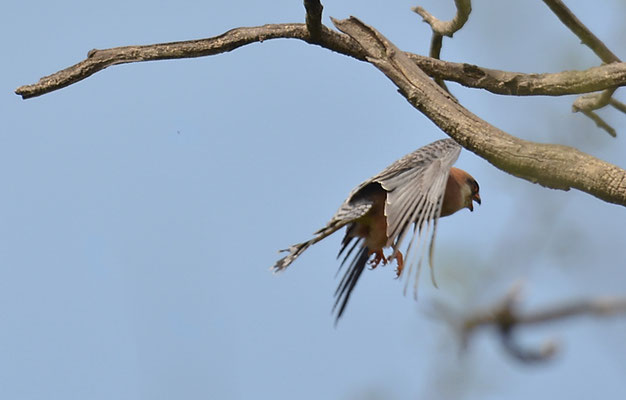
[317,197,374,235]
[375,138,461,294]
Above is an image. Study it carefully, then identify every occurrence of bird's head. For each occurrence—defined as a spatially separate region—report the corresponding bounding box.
[442,167,481,217]
[462,175,481,212]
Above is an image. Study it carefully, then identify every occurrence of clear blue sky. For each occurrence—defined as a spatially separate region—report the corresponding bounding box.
[3,1,626,399]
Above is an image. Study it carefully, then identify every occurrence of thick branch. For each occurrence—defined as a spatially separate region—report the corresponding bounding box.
[15,23,626,99]
[332,17,626,206]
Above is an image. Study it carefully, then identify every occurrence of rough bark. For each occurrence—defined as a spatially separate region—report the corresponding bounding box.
[14,16,626,207]
[332,17,626,206]
[15,24,626,99]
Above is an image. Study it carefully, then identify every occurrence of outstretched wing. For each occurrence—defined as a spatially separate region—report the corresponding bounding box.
[374,138,461,294]
[331,140,461,320]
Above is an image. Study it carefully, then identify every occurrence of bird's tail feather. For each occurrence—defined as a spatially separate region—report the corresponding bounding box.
[271,240,315,273]
[333,246,370,323]
[270,224,343,273]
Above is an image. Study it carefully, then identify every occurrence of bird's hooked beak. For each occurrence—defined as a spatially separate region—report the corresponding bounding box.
[468,193,481,212]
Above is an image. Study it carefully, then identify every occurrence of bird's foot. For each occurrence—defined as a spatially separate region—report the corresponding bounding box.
[389,251,404,278]
[368,249,387,269]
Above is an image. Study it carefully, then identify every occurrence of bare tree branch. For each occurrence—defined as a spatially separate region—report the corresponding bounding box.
[573,88,618,137]
[412,1,471,93]
[412,0,472,38]
[13,13,626,206]
[15,24,365,99]
[410,58,626,96]
[331,16,626,206]
[304,0,324,40]
[542,0,620,63]
[580,110,617,138]
[573,87,616,111]
[542,0,623,134]
[14,23,626,100]
[610,97,626,114]
[426,33,451,93]
[454,284,626,362]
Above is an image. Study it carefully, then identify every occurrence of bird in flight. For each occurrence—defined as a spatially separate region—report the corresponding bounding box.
[271,139,481,321]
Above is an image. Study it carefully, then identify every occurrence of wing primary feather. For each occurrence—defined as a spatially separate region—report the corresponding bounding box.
[393,193,428,256]
[388,189,423,243]
[405,197,434,268]
[403,199,438,296]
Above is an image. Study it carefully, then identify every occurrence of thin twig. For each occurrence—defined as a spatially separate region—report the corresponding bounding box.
[428,33,452,94]
[412,0,472,37]
[580,110,617,137]
[412,0,472,93]
[609,98,626,114]
[572,87,616,111]
[573,88,618,137]
[542,0,623,134]
[542,0,620,63]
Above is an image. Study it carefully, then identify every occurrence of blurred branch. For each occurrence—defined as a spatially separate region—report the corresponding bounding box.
[456,284,626,362]
[332,16,626,207]
[412,0,472,93]
[542,0,624,135]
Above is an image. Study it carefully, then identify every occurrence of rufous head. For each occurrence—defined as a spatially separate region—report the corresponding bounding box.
[442,167,481,217]
[461,172,481,212]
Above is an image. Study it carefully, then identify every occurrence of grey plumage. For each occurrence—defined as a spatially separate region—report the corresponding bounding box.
[271,138,463,319]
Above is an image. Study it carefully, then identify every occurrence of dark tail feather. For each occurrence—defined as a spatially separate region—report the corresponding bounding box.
[335,234,360,278]
[333,246,370,323]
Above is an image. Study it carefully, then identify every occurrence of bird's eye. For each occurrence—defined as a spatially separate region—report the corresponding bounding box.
[467,178,479,194]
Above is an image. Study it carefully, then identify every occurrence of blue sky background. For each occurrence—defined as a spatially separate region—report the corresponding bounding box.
[3,1,626,399]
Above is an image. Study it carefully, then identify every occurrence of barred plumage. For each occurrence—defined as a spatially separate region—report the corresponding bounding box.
[271,138,480,322]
